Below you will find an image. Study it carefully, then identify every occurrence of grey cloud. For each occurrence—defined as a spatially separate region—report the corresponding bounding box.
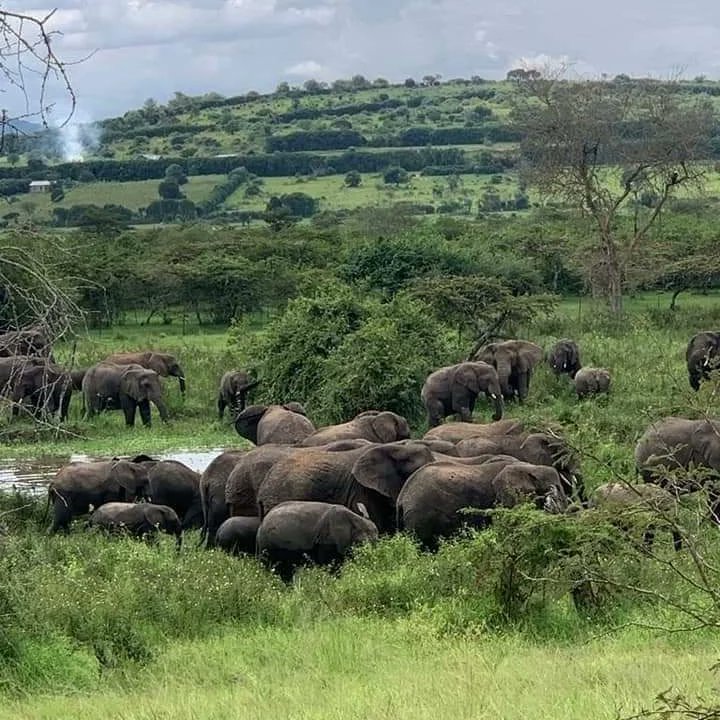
[7,0,720,120]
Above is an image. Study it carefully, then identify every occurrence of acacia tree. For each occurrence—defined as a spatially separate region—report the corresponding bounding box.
[0,8,79,147]
[512,74,715,313]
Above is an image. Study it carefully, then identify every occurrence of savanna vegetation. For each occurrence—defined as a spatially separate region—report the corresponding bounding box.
[1,37,720,716]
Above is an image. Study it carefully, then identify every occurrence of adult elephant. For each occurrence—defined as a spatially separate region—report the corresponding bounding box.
[423,419,525,444]
[225,444,297,517]
[0,356,72,421]
[635,417,720,494]
[104,351,185,396]
[257,442,435,533]
[141,458,202,530]
[82,362,169,427]
[547,339,582,379]
[474,340,544,402]
[421,361,503,427]
[217,370,260,419]
[199,451,246,548]
[0,327,53,358]
[300,410,410,447]
[257,501,378,582]
[686,331,720,391]
[47,458,151,533]
[455,431,584,501]
[397,458,567,549]
[89,502,183,549]
[235,403,315,445]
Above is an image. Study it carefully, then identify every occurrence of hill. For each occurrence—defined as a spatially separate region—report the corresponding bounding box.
[2,74,720,226]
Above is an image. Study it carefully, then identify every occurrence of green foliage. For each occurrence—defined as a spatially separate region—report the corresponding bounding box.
[383,166,409,185]
[340,232,472,296]
[321,294,455,423]
[344,170,361,188]
[158,179,183,199]
[164,163,188,185]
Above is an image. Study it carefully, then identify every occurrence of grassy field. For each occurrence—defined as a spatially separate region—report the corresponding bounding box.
[5,618,717,720]
[12,175,226,221]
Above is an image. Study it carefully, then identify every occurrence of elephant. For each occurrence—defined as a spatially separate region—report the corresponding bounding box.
[47,459,152,533]
[225,444,297,517]
[217,370,260,419]
[547,339,582,379]
[104,351,186,395]
[634,417,720,517]
[686,331,720,391]
[89,502,183,549]
[589,482,682,551]
[421,361,503,427]
[423,419,525,444]
[82,362,169,427]
[141,458,202,530]
[216,516,261,556]
[256,501,379,582]
[0,356,72,421]
[257,442,436,533]
[235,403,315,446]
[0,326,53,358]
[455,431,585,501]
[474,340,544,402]
[224,440,374,518]
[300,410,410,447]
[574,367,611,399]
[199,451,247,548]
[397,458,567,549]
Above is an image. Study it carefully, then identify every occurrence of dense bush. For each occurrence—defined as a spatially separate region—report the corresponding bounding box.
[235,284,456,425]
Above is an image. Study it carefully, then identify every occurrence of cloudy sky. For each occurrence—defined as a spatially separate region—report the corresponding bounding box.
[6,0,720,122]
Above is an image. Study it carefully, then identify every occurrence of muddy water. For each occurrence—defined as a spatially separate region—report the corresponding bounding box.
[0,449,226,495]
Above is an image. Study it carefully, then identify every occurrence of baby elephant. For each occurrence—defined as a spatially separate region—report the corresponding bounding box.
[574,367,611,399]
[89,502,183,549]
[216,516,261,556]
[547,339,581,379]
[218,370,260,420]
[257,501,378,582]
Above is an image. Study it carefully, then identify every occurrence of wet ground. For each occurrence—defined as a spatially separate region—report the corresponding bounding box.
[0,449,225,495]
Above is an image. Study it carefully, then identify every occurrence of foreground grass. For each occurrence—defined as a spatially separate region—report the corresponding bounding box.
[6,618,717,720]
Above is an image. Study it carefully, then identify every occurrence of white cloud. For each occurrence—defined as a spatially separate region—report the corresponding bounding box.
[285,60,325,77]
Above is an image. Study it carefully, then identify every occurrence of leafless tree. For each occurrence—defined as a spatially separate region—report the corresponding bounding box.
[0,7,80,149]
[512,73,716,314]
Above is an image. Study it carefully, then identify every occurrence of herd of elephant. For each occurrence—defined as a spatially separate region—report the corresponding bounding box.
[5,325,720,582]
[0,327,184,425]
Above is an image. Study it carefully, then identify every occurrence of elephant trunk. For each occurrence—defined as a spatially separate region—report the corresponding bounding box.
[174,527,183,551]
[175,367,186,395]
[490,392,504,422]
[495,355,512,398]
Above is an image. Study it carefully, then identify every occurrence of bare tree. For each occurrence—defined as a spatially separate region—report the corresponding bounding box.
[0,7,79,149]
[512,73,716,314]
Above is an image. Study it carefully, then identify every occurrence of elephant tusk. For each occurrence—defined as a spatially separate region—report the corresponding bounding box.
[490,393,497,400]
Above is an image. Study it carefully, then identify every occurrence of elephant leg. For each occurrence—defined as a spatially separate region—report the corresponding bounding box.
[425,398,444,428]
[218,394,227,420]
[138,399,152,427]
[120,395,137,427]
[49,498,71,534]
[456,405,473,423]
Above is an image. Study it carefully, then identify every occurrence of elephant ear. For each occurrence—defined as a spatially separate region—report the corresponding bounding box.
[234,404,268,444]
[491,464,538,508]
[109,460,148,493]
[313,505,353,553]
[129,454,156,464]
[369,412,409,443]
[352,443,433,501]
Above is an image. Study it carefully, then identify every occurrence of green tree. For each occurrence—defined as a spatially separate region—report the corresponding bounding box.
[344,171,361,188]
[158,179,183,200]
[383,166,409,185]
[512,74,715,313]
[164,163,188,185]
